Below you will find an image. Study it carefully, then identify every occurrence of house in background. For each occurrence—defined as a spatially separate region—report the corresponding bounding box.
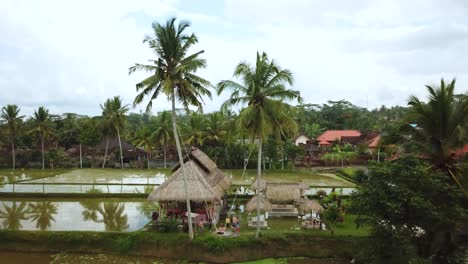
[315,130,362,147]
[294,133,312,146]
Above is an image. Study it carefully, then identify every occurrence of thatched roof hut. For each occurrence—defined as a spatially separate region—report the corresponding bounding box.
[246,195,272,213]
[96,137,136,152]
[265,183,302,203]
[148,148,231,202]
[296,198,324,214]
[250,178,267,192]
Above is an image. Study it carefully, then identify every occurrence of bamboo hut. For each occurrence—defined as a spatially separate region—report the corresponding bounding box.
[249,178,267,192]
[296,198,324,214]
[265,182,302,203]
[148,148,231,223]
[245,194,272,213]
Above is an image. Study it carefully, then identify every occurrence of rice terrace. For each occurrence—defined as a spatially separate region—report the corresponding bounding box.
[0,1,467,263]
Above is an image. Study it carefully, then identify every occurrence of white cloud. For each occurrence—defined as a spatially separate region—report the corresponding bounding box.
[0,0,467,118]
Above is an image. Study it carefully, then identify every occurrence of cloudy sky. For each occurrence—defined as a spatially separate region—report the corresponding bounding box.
[1,0,467,117]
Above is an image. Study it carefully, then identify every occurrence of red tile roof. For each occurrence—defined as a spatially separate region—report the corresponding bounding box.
[367,135,382,148]
[452,144,468,157]
[318,140,331,145]
[316,130,361,142]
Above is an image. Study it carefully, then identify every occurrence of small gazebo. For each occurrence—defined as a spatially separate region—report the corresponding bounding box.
[245,194,272,213]
[148,148,231,223]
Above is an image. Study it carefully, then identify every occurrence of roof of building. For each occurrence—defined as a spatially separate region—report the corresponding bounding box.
[293,133,312,141]
[316,130,362,142]
[453,144,468,157]
[367,135,382,148]
[148,148,231,202]
[318,140,331,145]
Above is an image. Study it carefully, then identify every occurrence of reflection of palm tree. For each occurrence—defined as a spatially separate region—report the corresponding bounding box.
[0,202,29,230]
[137,201,159,219]
[28,201,58,231]
[82,202,129,231]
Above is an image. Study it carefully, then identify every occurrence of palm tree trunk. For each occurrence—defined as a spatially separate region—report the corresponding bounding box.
[281,145,284,170]
[256,138,262,238]
[171,93,193,240]
[163,141,167,169]
[102,136,109,168]
[117,128,124,169]
[377,147,380,163]
[79,143,83,168]
[41,135,45,170]
[11,137,15,170]
[147,152,150,169]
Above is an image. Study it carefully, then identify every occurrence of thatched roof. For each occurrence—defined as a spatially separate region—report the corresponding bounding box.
[96,137,136,152]
[296,198,324,214]
[265,183,302,202]
[246,195,272,213]
[250,178,267,192]
[148,148,231,202]
[298,181,310,190]
[148,161,220,202]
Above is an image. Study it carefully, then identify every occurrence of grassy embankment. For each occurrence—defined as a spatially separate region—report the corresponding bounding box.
[0,229,365,263]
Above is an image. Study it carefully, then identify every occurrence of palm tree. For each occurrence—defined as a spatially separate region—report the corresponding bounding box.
[1,105,24,170]
[28,201,58,231]
[133,127,154,169]
[100,96,128,169]
[129,17,211,240]
[61,113,82,168]
[217,52,302,237]
[204,111,228,144]
[182,112,207,147]
[0,202,29,230]
[152,111,172,168]
[405,78,468,194]
[30,106,54,170]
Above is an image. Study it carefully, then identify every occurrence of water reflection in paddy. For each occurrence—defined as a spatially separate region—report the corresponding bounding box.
[26,169,169,185]
[0,198,154,232]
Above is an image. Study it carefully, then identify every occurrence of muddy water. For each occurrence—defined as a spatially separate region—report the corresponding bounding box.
[0,198,155,231]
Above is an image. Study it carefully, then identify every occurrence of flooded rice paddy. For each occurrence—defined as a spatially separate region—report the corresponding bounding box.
[0,198,154,231]
[0,169,354,195]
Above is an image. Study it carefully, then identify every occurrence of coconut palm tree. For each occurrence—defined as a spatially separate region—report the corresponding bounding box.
[60,113,83,168]
[1,105,24,170]
[405,78,468,194]
[204,111,228,145]
[28,201,58,231]
[30,106,54,170]
[0,202,29,230]
[133,127,154,169]
[182,112,207,147]
[152,111,172,168]
[217,52,302,238]
[100,96,128,169]
[129,17,211,240]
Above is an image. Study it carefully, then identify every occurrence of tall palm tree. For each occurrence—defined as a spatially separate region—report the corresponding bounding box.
[152,111,172,168]
[30,106,54,170]
[28,201,58,231]
[1,105,24,170]
[133,127,154,169]
[182,112,207,147]
[100,96,128,169]
[217,52,302,237]
[0,202,29,230]
[405,78,468,194]
[129,17,211,240]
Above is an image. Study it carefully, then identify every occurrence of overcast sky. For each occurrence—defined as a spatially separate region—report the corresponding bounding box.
[1,0,467,117]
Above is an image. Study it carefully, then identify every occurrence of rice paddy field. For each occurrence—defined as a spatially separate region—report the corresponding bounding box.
[0,168,355,195]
